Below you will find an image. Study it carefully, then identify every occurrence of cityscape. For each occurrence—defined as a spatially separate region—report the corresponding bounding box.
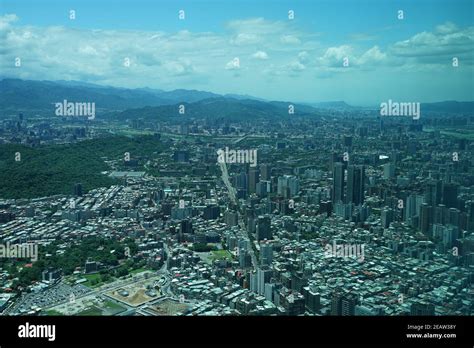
[0,0,473,331]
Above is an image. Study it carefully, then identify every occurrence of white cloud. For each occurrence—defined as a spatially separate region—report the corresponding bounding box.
[297,51,309,63]
[317,45,353,67]
[287,61,305,72]
[164,59,195,76]
[280,35,301,45]
[225,57,240,70]
[390,22,474,62]
[231,32,260,45]
[358,46,387,65]
[252,51,268,60]
[435,22,459,34]
[0,14,18,31]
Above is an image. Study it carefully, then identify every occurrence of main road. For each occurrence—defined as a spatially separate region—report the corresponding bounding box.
[218,161,258,269]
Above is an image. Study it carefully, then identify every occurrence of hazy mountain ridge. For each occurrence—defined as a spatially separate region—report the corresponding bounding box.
[1,79,472,119]
[111,96,321,122]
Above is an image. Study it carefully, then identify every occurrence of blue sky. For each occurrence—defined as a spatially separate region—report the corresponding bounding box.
[1,0,473,105]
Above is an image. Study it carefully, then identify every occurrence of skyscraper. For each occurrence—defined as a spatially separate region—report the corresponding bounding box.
[277,175,299,198]
[383,163,395,179]
[332,162,345,203]
[346,165,365,205]
[331,291,357,316]
[442,183,458,209]
[248,169,260,194]
[260,164,271,181]
[257,267,272,296]
[420,203,432,235]
[256,215,272,241]
[260,242,273,266]
[74,183,83,197]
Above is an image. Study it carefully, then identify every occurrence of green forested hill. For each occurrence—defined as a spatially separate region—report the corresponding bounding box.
[0,135,163,199]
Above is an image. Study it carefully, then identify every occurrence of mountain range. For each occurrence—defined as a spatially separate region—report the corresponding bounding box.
[0,79,472,120]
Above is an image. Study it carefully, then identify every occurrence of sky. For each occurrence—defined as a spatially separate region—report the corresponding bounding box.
[0,0,473,105]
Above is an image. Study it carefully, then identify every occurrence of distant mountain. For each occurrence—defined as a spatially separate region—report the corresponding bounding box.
[305,101,357,110]
[0,79,174,112]
[0,79,253,114]
[224,93,266,102]
[112,97,320,122]
[1,79,472,118]
[421,101,474,114]
[0,78,323,121]
[157,89,221,103]
[268,100,323,113]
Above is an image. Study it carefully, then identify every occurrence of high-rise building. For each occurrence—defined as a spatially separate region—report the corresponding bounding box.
[331,291,357,316]
[260,242,273,266]
[346,165,365,205]
[180,219,193,234]
[381,208,394,228]
[224,210,238,226]
[433,204,445,225]
[343,135,353,148]
[425,180,442,206]
[239,250,252,268]
[332,162,345,203]
[383,163,395,179]
[248,169,260,194]
[277,175,299,198]
[257,267,272,295]
[341,293,357,316]
[405,194,424,223]
[264,283,276,302]
[420,203,432,234]
[256,215,272,241]
[74,183,83,197]
[203,205,220,220]
[448,207,460,227]
[260,164,271,181]
[234,172,248,192]
[442,183,459,208]
[250,271,258,293]
[467,200,474,232]
[256,180,271,197]
[303,287,321,313]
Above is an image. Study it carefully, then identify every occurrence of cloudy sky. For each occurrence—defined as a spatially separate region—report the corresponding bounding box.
[1,0,473,105]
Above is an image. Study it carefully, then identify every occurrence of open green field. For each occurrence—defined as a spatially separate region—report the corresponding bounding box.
[210,250,233,261]
[82,273,116,288]
[76,300,126,316]
[77,306,103,316]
